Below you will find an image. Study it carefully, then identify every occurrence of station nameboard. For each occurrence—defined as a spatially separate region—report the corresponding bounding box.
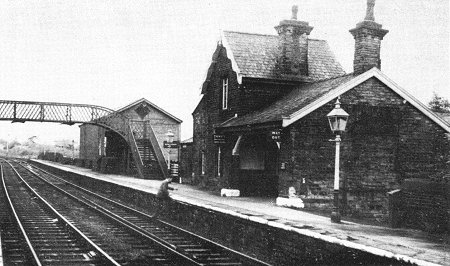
[163,141,179,148]
[213,134,226,144]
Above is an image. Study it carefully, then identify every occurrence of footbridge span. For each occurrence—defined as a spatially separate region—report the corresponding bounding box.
[0,100,168,179]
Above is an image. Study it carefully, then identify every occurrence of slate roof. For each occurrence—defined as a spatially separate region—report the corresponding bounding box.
[223,31,346,82]
[219,73,354,128]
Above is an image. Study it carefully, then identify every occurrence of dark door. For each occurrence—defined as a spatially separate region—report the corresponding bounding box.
[237,134,279,197]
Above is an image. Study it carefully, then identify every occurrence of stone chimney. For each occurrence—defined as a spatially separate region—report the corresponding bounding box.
[275,5,313,76]
[350,0,389,75]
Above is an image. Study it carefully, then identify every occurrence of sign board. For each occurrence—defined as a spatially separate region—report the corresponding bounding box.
[213,134,226,144]
[163,141,179,148]
[269,130,281,141]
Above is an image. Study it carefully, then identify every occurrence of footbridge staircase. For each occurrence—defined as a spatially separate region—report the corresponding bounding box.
[0,100,168,179]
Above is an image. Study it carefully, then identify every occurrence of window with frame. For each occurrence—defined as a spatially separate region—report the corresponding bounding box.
[222,78,228,110]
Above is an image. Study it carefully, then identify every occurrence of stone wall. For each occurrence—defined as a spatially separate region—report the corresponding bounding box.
[390,179,450,233]
[193,48,450,222]
[192,45,293,188]
[32,160,412,266]
[278,78,450,221]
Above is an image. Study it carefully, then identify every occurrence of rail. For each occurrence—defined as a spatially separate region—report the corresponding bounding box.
[25,161,272,266]
[0,100,168,179]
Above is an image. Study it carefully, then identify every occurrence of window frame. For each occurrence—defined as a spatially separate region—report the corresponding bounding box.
[222,78,228,110]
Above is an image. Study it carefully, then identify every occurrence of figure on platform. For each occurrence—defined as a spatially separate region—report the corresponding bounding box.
[156,177,174,199]
[153,177,175,218]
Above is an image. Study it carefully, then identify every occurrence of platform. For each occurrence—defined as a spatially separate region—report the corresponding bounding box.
[32,160,449,266]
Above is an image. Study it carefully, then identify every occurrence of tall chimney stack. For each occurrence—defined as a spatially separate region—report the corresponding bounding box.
[275,6,313,76]
[349,0,388,75]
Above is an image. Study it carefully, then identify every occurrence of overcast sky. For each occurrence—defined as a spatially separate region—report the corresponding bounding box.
[0,0,448,144]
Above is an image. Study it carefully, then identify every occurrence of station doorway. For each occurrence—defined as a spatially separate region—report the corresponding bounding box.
[234,134,279,197]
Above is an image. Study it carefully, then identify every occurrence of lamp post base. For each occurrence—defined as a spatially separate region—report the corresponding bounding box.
[331,211,341,223]
[331,189,341,223]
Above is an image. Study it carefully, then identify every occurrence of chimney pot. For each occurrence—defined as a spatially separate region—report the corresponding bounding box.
[350,0,388,75]
[292,5,298,20]
[364,0,376,21]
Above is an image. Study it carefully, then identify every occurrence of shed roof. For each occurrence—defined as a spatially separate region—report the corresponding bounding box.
[117,98,182,123]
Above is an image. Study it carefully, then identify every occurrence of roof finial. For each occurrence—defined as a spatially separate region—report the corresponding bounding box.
[291,5,298,20]
[364,0,376,21]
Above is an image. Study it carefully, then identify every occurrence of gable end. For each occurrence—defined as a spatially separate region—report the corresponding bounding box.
[282,68,450,133]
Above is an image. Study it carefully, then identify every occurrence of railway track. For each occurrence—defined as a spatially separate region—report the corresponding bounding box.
[2,159,271,265]
[0,160,119,265]
[2,160,198,265]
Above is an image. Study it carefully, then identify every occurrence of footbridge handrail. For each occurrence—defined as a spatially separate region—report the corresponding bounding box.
[0,100,168,179]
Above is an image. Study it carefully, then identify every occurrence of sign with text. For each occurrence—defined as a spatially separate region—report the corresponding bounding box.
[163,141,179,148]
[213,134,226,144]
[269,129,281,141]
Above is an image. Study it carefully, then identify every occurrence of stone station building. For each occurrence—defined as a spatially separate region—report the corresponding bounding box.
[192,3,450,222]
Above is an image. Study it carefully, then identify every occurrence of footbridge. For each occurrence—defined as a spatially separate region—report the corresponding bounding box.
[0,100,168,179]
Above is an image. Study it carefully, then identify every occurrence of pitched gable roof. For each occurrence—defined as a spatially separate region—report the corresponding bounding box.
[221,31,345,83]
[117,98,182,123]
[219,68,450,133]
[219,74,354,128]
[283,68,450,132]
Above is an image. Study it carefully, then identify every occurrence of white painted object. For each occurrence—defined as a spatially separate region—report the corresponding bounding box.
[276,197,305,208]
[221,188,240,197]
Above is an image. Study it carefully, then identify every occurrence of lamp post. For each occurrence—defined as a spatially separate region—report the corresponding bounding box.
[327,98,349,223]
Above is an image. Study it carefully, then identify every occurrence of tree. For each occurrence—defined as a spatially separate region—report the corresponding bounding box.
[428,92,450,113]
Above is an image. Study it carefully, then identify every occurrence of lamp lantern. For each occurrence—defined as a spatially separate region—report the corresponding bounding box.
[327,97,349,223]
[327,98,349,133]
[166,130,175,144]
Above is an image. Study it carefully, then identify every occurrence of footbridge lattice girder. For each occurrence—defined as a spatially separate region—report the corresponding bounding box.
[0,100,168,179]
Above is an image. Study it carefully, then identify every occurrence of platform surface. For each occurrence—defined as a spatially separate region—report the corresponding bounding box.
[32,160,449,266]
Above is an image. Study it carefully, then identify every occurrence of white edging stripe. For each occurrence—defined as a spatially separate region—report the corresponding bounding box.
[32,160,442,266]
[221,31,243,84]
